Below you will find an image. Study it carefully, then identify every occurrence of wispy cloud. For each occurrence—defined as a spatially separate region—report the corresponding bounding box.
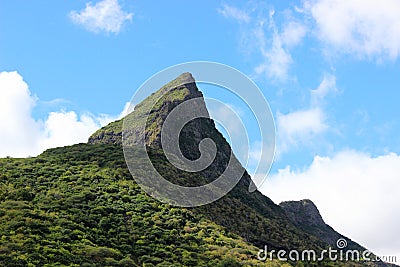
[219,5,307,82]
[311,73,338,105]
[69,0,133,34]
[256,10,307,81]
[254,12,293,82]
[217,4,250,23]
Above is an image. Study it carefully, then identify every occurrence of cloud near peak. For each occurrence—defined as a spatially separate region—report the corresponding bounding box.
[0,71,125,158]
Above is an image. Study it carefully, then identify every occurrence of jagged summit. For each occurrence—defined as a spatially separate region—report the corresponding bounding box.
[159,72,196,92]
[90,72,245,186]
[88,72,205,146]
[179,72,195,83]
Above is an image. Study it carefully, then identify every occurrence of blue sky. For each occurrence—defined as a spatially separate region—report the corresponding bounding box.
[1,0,400,262]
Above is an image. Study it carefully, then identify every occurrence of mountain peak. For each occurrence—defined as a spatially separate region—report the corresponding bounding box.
[167,72,195,86]
[149,72,199,102]
[89,72,249,187]
[88,72,205,146]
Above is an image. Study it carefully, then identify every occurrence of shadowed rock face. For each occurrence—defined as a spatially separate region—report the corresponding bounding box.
[280,199,326,227]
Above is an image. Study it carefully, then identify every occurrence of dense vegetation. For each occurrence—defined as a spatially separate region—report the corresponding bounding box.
[0,144,277,266]
[0,144,370,267]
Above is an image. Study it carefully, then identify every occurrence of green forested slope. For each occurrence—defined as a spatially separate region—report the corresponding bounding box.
[0,144,267,266]
[0,144,367,267]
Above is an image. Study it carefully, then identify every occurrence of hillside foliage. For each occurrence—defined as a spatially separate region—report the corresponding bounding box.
[0,144,369,267]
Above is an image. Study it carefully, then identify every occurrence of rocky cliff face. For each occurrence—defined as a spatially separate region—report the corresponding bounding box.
[280,199,326,228]
[280,199,364,251]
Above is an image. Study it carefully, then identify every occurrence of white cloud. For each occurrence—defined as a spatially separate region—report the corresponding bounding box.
[276,74,336,155]
[304,0,400,60]
[217,4,250,23]
[262,150,400,263]
[0,71,41,157]
[70,0,133,34]
[278,108,327,137]
[0,71,125,158]
[255,32,292,81]
[281,21,307,48]
[38,111,103,151]
[254,10,307,81]
[277,108,327,153]
[311,73,337,104]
